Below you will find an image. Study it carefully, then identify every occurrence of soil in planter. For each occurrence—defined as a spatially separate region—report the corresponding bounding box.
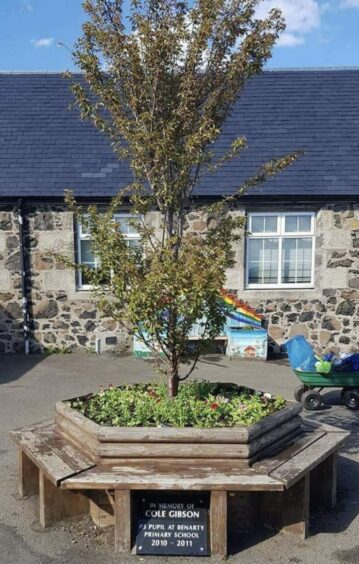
[68,381,286,429]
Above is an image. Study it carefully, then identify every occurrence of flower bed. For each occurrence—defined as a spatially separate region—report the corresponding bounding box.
[54,382,302,466]
[69,381,286,429]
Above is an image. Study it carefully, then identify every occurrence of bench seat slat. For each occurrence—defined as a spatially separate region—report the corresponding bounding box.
[12,420,54,432]
[253,429,326,475]
[11,430,76,486]
[301,418,350,434]
[62,464,284,491]
[11,428,94,486]
[34,428,94,472]
[270,432,348,488]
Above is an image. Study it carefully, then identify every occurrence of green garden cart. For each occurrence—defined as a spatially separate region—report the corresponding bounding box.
[294,369,359,411]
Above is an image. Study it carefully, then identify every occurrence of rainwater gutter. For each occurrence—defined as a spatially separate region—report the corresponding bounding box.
[17,199,30,354]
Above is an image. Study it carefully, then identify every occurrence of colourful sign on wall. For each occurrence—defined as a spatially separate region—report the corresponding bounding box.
[133,291,267,360]
[220,291,263,329]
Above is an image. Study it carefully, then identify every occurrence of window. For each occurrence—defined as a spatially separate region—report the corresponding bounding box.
[77,214,141,289]
[246,212,315,289]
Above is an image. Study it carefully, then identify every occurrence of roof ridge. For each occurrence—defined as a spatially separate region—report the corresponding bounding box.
[1,66,359,76]
[0,71,82,75]
[266,66,359,72]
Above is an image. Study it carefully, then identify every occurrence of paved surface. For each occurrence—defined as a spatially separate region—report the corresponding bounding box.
[0,352,358,564]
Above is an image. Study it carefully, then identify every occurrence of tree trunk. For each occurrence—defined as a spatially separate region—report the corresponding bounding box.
[165,208,181,399]
[167,366,179,398]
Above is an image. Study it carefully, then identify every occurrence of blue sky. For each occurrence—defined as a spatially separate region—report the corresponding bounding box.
[0,0,358,72]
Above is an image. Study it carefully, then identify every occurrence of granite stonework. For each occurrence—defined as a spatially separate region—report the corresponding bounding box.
[0,203,358,355]
[0,205,24,353]
[0,205,131,353]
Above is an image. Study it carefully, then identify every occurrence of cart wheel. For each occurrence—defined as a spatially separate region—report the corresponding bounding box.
[301,390,322,411]
[342,389,359,411]
[294,385,309,402]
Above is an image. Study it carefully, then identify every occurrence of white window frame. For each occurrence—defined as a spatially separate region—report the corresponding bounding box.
[76,213,141,290]
[245,211,316,289]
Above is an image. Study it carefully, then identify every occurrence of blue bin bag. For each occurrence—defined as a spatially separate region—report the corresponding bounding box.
[332,353,359,372]
[350,354,359,371]
[284,335,317,372]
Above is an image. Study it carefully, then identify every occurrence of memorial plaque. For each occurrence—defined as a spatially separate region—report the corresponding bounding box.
[135,492,209,556]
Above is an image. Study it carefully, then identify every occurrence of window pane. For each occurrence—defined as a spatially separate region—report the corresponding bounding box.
[265,216,278,233]
[251,216,264,233]
[248,238,262,262]
[116,216,129,234]
[128,218,140,236]
[299,215,311,231]
[248,238,278,284]
[128,239,142,260]
[282,239,296,283]
[251,215,277,234]
[296,238,313,283]
[128,239,141,250]
[282,238,312,284]
[80,227,88,237]
[115,215,140,236]
[80,239,95,264]
[263,238,279,283]
[285,215,311,233]
[81,264,96,286]
[248,262,260,284]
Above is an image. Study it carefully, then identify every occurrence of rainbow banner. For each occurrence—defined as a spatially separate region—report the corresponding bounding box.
[220,290,263,328]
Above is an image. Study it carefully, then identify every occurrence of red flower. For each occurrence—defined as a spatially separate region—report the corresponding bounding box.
[210,403,219,410]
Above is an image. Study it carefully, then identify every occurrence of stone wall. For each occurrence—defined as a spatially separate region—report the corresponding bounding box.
[0,206,24,353]
[0,205,132,353]
[0,202,357,355]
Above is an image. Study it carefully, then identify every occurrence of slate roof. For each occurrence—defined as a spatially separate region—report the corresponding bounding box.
[0,70,358,200]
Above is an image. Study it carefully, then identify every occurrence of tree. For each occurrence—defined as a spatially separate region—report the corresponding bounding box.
[67,0,300,397]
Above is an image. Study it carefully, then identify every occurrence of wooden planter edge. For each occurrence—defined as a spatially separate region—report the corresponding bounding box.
[55,400,301,445]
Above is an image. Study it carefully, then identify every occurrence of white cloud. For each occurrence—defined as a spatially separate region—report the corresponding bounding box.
[340,0,359,7]
[256,0,321,47]
[278,33,305,47]
[31,37,54,48]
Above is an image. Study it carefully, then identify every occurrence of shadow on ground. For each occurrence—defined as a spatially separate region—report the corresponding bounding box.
[227,452,359,555]
[0,353,46,386]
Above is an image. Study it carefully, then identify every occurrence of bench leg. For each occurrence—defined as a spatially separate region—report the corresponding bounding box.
[89,490,115,527]
[210,491,227,559]
[259,491,282,531]
[19,450,39,498]
[39,471,88,528]
[114,490,132,554]
[310,453,337,509]
[281,474,310,540]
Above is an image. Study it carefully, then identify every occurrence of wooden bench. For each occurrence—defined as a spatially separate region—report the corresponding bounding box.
[11,418,348,559]
[11,421,94,527]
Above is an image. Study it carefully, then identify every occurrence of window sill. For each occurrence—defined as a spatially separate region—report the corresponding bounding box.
[245,285,315,291]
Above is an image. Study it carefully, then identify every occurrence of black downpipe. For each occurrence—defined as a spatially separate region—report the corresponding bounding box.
[17,199,30,354]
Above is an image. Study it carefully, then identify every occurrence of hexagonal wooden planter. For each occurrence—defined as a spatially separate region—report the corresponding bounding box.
[54,390,302,467]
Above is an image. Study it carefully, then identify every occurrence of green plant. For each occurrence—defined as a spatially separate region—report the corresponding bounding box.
[43,345,73,355]
[69,381,286,428]
[65,0,301,397]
